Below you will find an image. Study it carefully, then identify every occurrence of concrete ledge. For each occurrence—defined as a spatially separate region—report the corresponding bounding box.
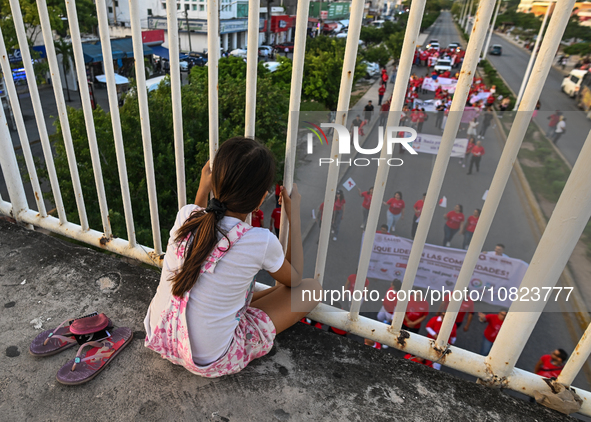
[0,220,573,421]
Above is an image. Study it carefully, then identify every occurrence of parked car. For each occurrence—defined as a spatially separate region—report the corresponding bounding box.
[336,30,348,39]
[263,61,281,73]
[274,42,294,53]
[489,44,502,56]
[363,61,380,79]
[188,51,207,66]
[258,45,274,58]
[562,69,587,98]
[370,20,386,28]
[179,61,189,72]
[434,59,452,74]
[229,48,248,59]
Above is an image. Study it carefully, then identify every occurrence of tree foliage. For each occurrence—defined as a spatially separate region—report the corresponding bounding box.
[363,45,391,67]
[0,0,97,48]
[50,57,290,246]
[302,37,366,110]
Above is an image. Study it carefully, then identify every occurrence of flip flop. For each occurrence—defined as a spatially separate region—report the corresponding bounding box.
[56,327,132,385]
[29,313,112,357]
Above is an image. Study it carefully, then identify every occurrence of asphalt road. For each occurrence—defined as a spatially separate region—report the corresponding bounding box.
[296,14,590,392]
[461,10,589,166]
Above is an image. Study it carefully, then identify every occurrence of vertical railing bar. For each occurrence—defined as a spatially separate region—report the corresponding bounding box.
[435,0,575,352]
[129,0,162,254]
[95,0,137,247]
[349,0,426,320]
[0,26,46,216]
[166,0,186,210]
[278,0,310,249]
[513,0,553,110]
[459,0,469,26]
[488,128,591,378]
[36,0,89,231]
[557,322,591,386]
[313,0,364,284]
[390,0,497,333]
[207,0,220,166]
[65,0,112,237]
[481,0,501,61]
[244,0,260,138]
[0,96,28,220]
[8,0,67,224]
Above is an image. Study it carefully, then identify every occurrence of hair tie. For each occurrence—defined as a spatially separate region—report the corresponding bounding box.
[205,198,227,221]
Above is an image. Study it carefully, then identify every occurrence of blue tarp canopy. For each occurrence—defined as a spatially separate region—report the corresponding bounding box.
[151,45,189,60]
[82,38,153,63]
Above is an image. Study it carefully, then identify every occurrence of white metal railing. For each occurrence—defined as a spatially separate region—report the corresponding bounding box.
[1,0,591,416]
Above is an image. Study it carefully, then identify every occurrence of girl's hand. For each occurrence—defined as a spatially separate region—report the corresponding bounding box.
[280,183,301,223]
[200,160,213,193]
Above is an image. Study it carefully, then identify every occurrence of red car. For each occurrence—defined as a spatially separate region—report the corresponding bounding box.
[274,42,294,53]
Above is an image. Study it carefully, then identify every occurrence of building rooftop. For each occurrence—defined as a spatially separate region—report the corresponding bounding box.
[0,219,573,421]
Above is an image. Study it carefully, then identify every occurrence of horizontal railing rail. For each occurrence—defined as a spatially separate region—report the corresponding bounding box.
[1,0,591,415]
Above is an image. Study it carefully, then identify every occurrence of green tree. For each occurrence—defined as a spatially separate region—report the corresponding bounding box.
[50,58,290,246]
[0,0,97,48]
[564,15,591,43]
[54,39,73,102]
[385,32,405,60]
[302,39,366,110]
[363,45,391,67]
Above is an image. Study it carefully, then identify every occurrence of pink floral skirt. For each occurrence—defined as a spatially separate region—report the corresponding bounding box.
[190,307,276,378]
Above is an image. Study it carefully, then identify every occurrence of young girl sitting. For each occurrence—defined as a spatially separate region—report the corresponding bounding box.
[144,137,321,377]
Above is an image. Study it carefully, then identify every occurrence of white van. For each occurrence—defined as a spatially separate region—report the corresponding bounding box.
[562,69,587,98]
[370,20,386,28]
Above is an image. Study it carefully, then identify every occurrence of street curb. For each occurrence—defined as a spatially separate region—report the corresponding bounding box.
[492,111,591,330]
[455,19,591,326]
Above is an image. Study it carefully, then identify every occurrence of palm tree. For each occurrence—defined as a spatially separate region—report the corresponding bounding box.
[54,39,74,102]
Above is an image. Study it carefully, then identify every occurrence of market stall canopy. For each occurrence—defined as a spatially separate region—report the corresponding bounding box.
[95,74,130,85]
[151,45,189,61]
[82,38,153,63]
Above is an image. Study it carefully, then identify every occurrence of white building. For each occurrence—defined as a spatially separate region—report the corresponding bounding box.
[104,0,268,53]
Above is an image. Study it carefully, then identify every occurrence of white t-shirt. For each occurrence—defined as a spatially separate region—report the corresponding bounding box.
[555,120,566,134]
[145,204,284,366]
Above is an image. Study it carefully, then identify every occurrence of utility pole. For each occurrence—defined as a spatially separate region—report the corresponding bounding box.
[459,0,468,25]
[185,9,192,52]
[266,0,272,45]
[482,0,501,61]
[464,0,474,31]
[514,1,554,110]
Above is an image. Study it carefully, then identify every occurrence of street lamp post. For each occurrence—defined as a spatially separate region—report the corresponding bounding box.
[514,1,554,110]
[459,0,469,26]
[463,0,474,31]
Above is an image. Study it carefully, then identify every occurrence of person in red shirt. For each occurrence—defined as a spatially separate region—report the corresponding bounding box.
[378,83,386,106]
[467,140,485,175]
[478,310,507,355]
[344,273,370,311]
[274,181,282,207]
[438,294,474,331]
[251,209,264,228]
[417,108,427,133]
[534,349,568,378]
[441,70,451,78]
[426,313,458,344]
[383,191,405,233]
[461,208,480,249]
[402,295,429,333]
[460,137,475,167]
[357,186,373,229]
[443,204,464,247]
[381,69,389,86]
[377,279,400,323]
[332,190,346,241]
[269,205,282,236]
[377,224,389,234]
[405,353,433,368]
[412,193,426,239]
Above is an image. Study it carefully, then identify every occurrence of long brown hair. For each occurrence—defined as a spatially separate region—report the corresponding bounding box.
[170,137,276,297]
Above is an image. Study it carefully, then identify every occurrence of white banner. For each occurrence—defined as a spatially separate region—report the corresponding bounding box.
[411,133,468,158]
[412,99,437,112]
[421,77,458,93]
[367,235,529,307]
